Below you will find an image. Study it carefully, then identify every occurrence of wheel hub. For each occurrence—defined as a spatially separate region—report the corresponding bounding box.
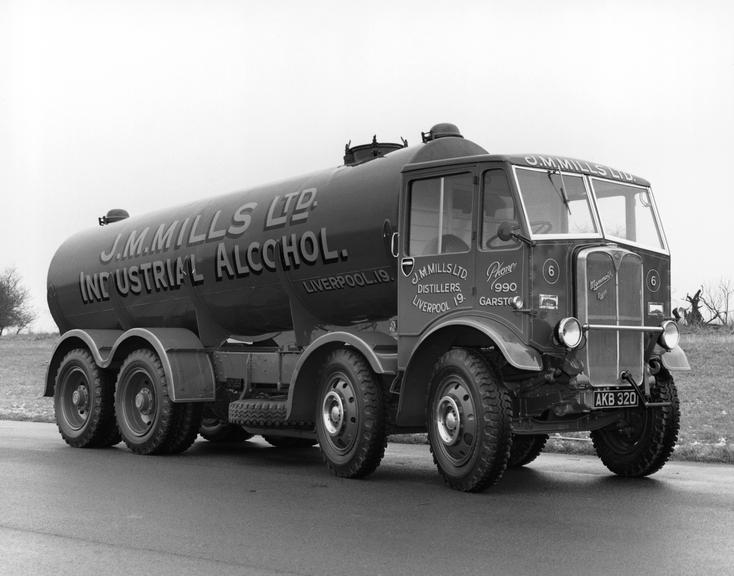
[71,385,89,411]
[436,395,462,446]
[134,387,154,416]
[322,390,345,436]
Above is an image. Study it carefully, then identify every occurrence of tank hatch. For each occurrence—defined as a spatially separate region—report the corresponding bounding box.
[98,208,129,226]
[421,122,463,143]
[343,135,408,166]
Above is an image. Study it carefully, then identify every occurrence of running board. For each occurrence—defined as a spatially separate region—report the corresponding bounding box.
[229,398,314,430]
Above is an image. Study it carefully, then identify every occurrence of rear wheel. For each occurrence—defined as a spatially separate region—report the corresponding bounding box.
[115,349,176,455]
[508,434,548,468]
[315,349,386,478]
[163,402,203,454]
[263,435,317,448]
[54,348,120,448]
[591,372,680,477]
[199,418,252,443]
[427,348,512,492]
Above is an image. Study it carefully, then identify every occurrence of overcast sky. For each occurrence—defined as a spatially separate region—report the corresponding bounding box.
[3,0,733,332]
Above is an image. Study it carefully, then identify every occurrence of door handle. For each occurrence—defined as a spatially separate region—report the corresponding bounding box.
[390,232,399,258]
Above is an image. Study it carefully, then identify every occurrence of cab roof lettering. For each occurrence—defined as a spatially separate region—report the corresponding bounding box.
[521,155,637,183]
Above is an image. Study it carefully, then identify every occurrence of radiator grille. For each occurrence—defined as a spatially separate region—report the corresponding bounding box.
[577,247,644,387]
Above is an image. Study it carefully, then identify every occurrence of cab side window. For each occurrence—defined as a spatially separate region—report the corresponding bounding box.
[408,173,473,256]
[481,169,517,249]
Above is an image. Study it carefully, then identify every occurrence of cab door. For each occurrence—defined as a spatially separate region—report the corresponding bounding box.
[474,164,528,338]
[397,168,477,364]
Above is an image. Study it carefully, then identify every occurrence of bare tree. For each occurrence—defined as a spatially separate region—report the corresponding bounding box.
[685,289,705,327]
[700,278,733,326]
[0,268,36,335]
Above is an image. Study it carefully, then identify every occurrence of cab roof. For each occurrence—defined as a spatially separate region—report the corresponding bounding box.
[402,149,650,187]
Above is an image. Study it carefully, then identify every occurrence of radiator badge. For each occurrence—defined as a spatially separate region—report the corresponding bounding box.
[589,270,613,301]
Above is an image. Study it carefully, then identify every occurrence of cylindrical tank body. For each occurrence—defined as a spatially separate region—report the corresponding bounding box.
[47,134,487,340]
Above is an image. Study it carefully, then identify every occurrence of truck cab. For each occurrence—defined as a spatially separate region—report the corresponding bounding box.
[394,143,686,490]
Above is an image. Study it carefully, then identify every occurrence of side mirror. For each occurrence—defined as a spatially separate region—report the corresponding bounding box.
[497,221,515,242]
[496,221,535,248]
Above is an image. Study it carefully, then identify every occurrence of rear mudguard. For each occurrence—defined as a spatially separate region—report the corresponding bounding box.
[45,328,215,402]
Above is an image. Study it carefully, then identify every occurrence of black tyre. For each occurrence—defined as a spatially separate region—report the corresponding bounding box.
[199,418,252,443]
[163,402,203,454]
[508,434,548,468]
[315,349,386,478]
[427,348,513,492]
[54,348,120,448]
[591,372,680,477]
[115,349,176,455]
[263,435,317,448]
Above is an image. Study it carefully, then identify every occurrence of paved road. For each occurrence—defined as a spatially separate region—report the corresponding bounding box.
[1,421,732,576]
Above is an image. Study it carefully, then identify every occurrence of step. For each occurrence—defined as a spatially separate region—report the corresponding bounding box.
[229,398,314,429]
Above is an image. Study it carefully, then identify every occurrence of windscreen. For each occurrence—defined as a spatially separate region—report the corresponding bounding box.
[591,179,666,252]
[514,167,599,238]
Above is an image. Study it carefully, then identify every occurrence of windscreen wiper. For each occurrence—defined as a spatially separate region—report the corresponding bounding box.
[547,169,572,214]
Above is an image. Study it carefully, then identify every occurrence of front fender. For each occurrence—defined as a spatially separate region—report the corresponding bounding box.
[396,315,541,427]
[286,330,397,422]
[659,345,691,371]
[417,316,542,371]
[293,330,398,378]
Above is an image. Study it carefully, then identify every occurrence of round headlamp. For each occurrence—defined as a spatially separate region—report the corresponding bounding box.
[659,320,680,350]
[556,317,583,349]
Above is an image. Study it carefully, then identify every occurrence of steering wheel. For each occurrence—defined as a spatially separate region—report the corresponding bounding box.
[422,234,470,255]
[530,220,553,234]
[485,234,514,250]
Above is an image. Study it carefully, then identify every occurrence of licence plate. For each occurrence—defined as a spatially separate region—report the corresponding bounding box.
[593,389,639,409]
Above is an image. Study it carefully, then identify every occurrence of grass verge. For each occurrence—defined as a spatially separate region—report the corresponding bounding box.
[2,329,732,463]
[0,334,56,423]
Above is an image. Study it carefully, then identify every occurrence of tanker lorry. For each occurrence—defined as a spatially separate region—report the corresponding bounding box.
[46,123,688,492]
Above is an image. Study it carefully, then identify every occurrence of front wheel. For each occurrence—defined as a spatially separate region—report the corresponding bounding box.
[315,349,386,478]
[427,348,512,492]
[591,372,680,477]
[508,434,548,468]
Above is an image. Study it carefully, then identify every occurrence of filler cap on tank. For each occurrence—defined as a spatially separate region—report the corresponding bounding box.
[98,208,130,226]
[421,123,463,143]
